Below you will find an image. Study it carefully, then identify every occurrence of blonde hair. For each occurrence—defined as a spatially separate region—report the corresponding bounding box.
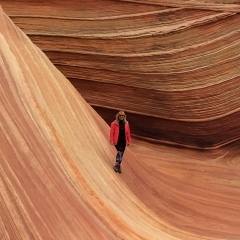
[115,110,127,122]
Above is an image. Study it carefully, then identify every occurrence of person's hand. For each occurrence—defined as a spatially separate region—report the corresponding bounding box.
[111,142,114,145]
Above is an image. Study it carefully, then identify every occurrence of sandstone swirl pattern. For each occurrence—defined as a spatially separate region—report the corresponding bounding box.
[2,0,240,148]
[1,3,240,240]
[1,7,175,240]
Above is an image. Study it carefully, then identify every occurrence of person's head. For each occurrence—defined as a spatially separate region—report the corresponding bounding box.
[116,110,126,122]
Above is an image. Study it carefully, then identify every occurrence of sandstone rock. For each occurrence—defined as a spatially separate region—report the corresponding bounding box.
[1,3,240,240]
[2,1,240,147]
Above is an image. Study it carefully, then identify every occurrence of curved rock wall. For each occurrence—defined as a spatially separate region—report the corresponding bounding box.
[1,4,240,240]
[1,0,240,148]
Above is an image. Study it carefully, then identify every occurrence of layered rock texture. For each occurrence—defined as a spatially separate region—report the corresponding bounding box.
[1,2,240,240]
[2,0,240,147]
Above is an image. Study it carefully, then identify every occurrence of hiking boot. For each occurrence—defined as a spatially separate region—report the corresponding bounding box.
[113,165,119,172]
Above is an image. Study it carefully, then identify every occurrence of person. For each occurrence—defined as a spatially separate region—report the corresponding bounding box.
[110,110,131,173]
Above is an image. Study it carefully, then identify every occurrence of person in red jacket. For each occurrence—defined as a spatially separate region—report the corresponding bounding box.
[110,110,131,173]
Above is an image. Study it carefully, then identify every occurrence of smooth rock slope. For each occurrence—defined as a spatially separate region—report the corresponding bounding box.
[1,3,240,240]
[2,0,240,146]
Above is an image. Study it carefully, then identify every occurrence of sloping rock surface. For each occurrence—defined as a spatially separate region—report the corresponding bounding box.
[1,3,240,240]
[2,0,240,147]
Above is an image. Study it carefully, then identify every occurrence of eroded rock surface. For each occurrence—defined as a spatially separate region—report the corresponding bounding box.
[1,3,240,240]
[2,0,240,147]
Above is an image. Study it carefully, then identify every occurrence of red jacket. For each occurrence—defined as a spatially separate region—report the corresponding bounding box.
[110,120,131,145]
